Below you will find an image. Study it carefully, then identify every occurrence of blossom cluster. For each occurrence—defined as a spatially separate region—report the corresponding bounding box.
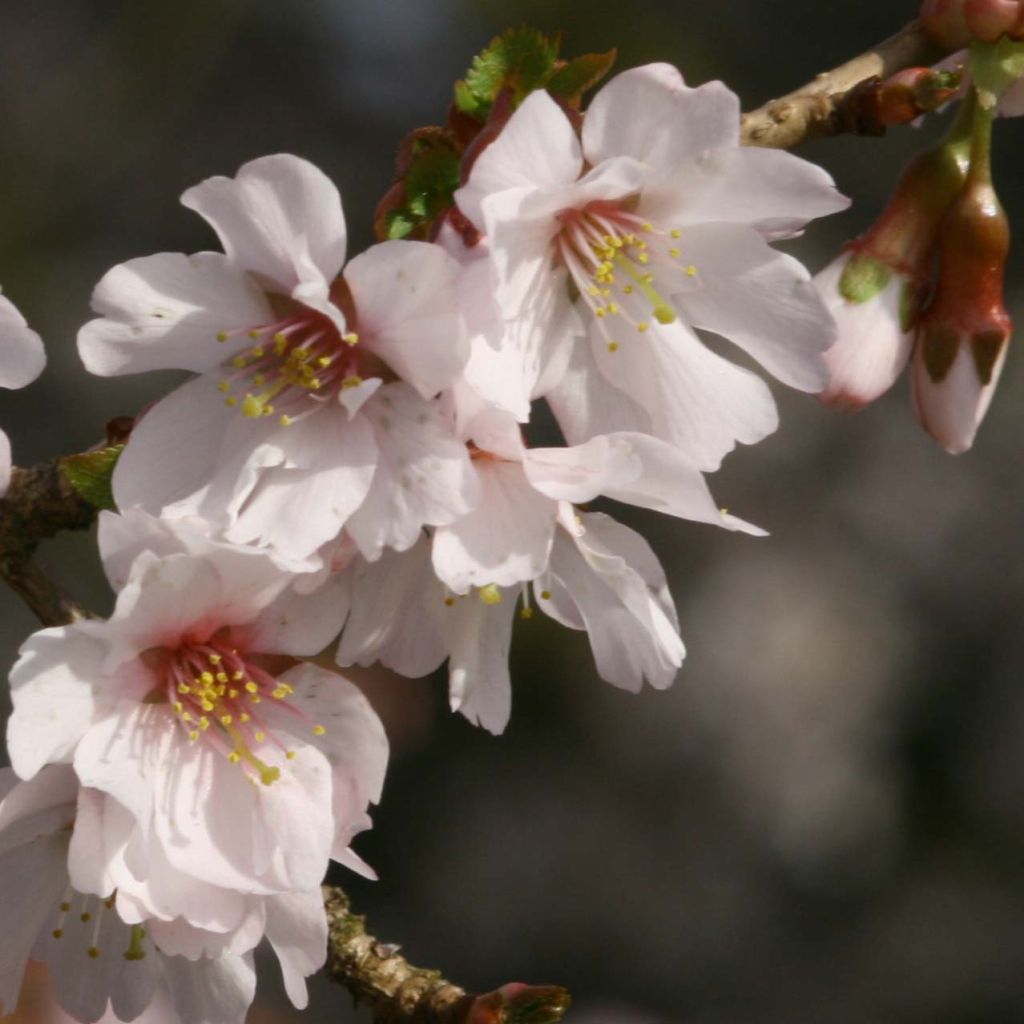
[0,61,851,1023]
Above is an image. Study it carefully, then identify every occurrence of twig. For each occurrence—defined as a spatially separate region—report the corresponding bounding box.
[741,19,953,148]
[324,887,571,1024]
[0,458,98,626]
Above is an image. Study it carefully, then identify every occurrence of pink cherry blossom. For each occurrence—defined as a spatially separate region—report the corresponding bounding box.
[6,512,387,958]
[453,64,848,469]
[0,290,47,495]
[78,154,477,563]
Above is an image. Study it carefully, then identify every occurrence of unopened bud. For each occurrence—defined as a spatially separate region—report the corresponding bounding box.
[965,0,1024,41]
[921,0,974,46]
[912,110,1011,452]
[457,983,572,1024]
[870,67,964,126]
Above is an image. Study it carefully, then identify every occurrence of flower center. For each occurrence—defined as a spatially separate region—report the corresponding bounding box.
[158,640,325,786]
[214,310,362,427]
[555,202,698,352]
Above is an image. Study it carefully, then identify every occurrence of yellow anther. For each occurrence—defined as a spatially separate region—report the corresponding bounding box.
[254,731,266,742]
[244,681,259,693]
[262,404,275,416]
[220,714,233,726]
[252,374,265,387]
[181,712,193,723]
[520,606,534,620]
[239,712,250,723]
[233,671,245,681]
[250,346,265,358]
[540,589,552,600]
[637,252,649,264]
[641,221,653,231]
[654,304,675,325]
[177,682,190,694]
[216,330,229,342]
[260,766,281,786]
[228,752,241,764]
[670,228,682,239]
[478,584,502,605]
[232,356,248,369]
[250,695,262,704]
[343,332,359,346]
[188,730,199,742]
[199,717,210,730]
[587,286,601,297]
[201,700,214,712]
[286,751,296,760]
[317,356,331,367]
[217,380,230,393]
[241,395,263,418]
[685,264,697,277]
[247,329,261,339]
[172,702,183,714]
[200,671,214,685]
[312,724,326,736]
[608,341,619,353]
[225,397,238,407]
[607,303,619,315]
[594,307,606,318]
[444,596,456,607]
[637,322,649,333]
[228,688,239,699]
[341,375,362,389]
[215,672,228,683]
[88,947,100,959]
[52,928,63,938]
[623,285,634,294]
[81,912,91,922]
[60,902,71,912]
[272,688,287,700]
[668,248,681,259]
[208,653,221,665]
[279,414,292,427]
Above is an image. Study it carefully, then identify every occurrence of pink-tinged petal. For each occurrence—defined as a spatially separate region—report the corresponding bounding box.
[0,764,77,843]
[337,540,449,678]
[345,242,466,398]
[346,384,479,560]
[7,628,120,779]
[231,572,349,657]
[548,515,683,692]
[112,375,247,521]
[0,431,10,498]
[641,146,849,239]
[162,950,257,1024]
[0,835,77,1016]
[225,404,378,562]
[334,845,378,880]
[265,890,327,1010]
[460,257,581,421]
[274,662,389,821]
[432,460,556,593]
[181,154,347,294]
[584,64,740,172]
[601,432,765,534]
[911,340,1006,454]
[816,254,913,408]
[445,590,518,735]
[590,318,778,471]
[78,252,273,377]
[523,434,641,503]
[673,223,837,392]
[0,293,46,389]
[67,787,133,901]
[455,89,583,229]
[547,339,654,445]
[338,376,383,420]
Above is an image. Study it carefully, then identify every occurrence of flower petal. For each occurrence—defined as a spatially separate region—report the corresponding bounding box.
[0,293,46,389]
[181,154,347,295]
[522,434,642,504]
[78,252,273,377]
[264,890,327,1009]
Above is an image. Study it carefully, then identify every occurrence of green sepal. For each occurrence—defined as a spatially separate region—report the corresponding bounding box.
[969,36,1024,109]
[62,445,124,511]
[547,49,617,103]
[838,253,891,304]
[455,27,560,119]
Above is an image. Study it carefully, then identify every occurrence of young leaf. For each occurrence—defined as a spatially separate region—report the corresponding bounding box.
[62,445,124,511]
[547,50,617,104]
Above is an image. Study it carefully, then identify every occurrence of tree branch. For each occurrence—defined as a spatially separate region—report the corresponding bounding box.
[741,19,954,148]
[0,458,98,626]
[324,887,571,1024]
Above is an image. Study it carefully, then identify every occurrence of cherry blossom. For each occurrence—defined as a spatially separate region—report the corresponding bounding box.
[0,290,47,495]
[6,511,387,961]
[0,766,257,1024]
[78,154,476,563]
[452,63,848,469]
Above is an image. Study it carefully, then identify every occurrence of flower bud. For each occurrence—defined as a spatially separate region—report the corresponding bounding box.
[817,137,969,408]
[921,0,974,47]
[911,113,1011,453]
[965,0,1024,41]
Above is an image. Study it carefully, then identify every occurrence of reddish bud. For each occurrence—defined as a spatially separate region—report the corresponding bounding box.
[456,983,572,1024]
[964,0,1024,41]
[912,122,1011,452]
[921,0,974,46]
[869,67,964,126]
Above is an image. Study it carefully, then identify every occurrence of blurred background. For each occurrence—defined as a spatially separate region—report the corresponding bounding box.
[2,2,1024,1022]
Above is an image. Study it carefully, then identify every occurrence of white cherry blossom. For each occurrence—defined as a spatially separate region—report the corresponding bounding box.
[0,290,47,495]
[6,511,387,960]
[78,154,476,563]
[453,63,848,469]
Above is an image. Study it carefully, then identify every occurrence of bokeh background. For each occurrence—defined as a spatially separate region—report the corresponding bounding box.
[2,2,1024,1022]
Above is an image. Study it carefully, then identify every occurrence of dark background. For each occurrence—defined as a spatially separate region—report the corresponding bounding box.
[2,2,1024,1022]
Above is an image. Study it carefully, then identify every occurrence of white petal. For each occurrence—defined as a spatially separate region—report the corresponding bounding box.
[78,252,273,377]
[816,254,914,408]
[641,146,849,239]
[162,950,257,1024]
[0,293,46,389]
[7,627,118,779]
[346,384,479,560]
[584,63,739,172]
[590,318,778,471]
[432,460,555,593]
[264,890,327,1009]
[337,540,449,678]
[522,434,641,503]
[345,241,466,398]
[224,404,379,562]
[548,515,683,692]
[455,89,582,229]
[0,764,77,847]
[181,154,347,294]
[0,430,10,498]
[445,590,518,735]
[673,223,837,392]
[911,338,1006,454]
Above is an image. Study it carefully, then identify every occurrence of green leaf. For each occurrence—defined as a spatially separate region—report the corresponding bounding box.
[62,445,124,511]
[455,27,560,119]
[547,50,617,102]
